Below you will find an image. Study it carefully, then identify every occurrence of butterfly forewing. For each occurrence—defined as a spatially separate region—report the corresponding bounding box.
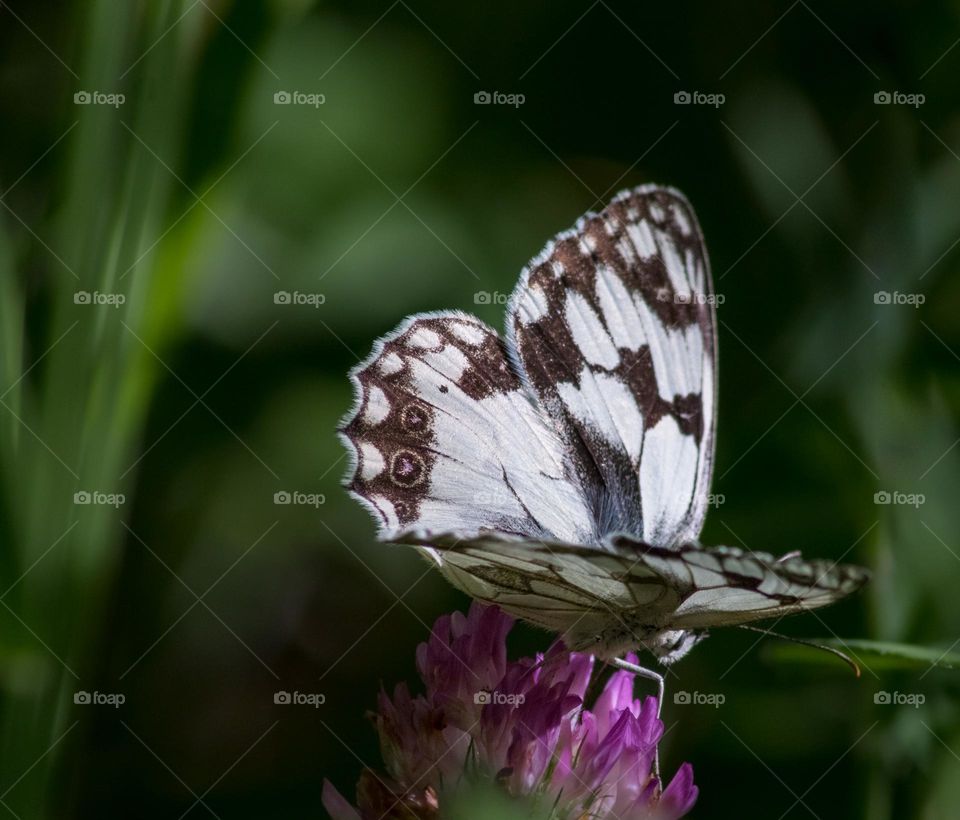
[339,310,595,542]
[506,186,717,546]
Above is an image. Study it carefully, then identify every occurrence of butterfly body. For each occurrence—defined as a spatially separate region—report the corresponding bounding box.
[339,184,869,668]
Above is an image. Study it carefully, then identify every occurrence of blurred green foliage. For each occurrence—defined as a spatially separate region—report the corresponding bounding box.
[0,0,958,817]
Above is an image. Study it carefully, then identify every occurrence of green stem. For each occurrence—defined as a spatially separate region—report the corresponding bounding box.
[0,2,195,815]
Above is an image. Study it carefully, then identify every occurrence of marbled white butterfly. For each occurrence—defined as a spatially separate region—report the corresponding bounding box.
[339,184,869,699]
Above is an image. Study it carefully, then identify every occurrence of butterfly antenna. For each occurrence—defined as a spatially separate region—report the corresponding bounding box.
[739,624,861,677]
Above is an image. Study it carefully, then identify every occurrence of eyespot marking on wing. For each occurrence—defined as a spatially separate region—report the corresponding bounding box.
[339,311,595,541]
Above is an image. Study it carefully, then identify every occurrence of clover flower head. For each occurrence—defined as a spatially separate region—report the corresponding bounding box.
[324,602,698,819]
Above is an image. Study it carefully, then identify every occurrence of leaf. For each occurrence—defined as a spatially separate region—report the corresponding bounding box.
[765,638,960,672]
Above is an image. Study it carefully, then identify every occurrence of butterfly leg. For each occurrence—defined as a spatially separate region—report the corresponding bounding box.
[611,657,664,780]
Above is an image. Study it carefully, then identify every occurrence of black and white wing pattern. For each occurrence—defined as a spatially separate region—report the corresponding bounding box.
[339,184,869,663]
[396,532,869,661]
[341,185,714,548]
[604,536,869,629]
[392,531,681,638]
[507,185,715,546]
[339,311,596,544]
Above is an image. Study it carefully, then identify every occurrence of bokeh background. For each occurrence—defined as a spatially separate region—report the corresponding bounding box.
[1,0,959,817]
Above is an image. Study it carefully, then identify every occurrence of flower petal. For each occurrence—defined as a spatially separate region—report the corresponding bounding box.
[321,780,361,820]
[657,762,699,820]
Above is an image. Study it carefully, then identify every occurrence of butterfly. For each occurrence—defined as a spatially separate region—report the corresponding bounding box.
[338,184,869,700]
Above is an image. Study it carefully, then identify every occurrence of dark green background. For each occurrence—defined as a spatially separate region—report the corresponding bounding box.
[0,1,958,817]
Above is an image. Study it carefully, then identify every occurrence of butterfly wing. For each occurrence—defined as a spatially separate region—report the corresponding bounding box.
[401,532,869,648]
[394,531,681,638]
[507,185,717,546]
[342,186,715,548]
[338,311,596,543]
[340,186,869,661]
[606,536,871,628]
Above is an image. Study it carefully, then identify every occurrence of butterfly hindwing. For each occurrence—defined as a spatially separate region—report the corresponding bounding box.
[400,531,680,638]
[339,311,595,542]
[606,536,871,629]
[507,185,717,546]
[404,533,869,651]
